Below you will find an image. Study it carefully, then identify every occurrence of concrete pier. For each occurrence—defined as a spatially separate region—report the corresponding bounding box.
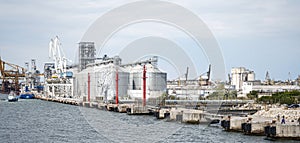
[35,95,80,106]
[97,103,107,110]
[265,124,300,140]
[118,104,129,113]
[221,116,248,131]
[182,110,203,124]
[169,108,186,122]
[200,112,223,124]
[219,108,300,140]
[126,104,150,115]
[156,108,170,119]
[222,116,273,134]
[241,117,273,135]
[107,104,118,111]
[169,108,223,124]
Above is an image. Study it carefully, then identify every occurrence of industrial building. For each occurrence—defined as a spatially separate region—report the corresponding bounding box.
[166,65,215,100]
[228,68,300,98]
[74,42,167,102]
[241,81,300,98]
[230,67,255,91]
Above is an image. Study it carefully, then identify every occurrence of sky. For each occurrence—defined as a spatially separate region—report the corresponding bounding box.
[0,0,299,81]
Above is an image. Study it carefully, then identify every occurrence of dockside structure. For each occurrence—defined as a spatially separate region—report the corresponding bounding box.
[74,55,167,103]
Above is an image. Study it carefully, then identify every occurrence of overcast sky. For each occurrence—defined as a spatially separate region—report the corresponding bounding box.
[0,0,299,80]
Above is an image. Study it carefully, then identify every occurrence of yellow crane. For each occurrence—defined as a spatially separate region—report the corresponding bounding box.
[0,57,26,94]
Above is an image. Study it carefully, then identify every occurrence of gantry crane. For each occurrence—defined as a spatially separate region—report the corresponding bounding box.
[0,57,26,94]
[199,64,211,86]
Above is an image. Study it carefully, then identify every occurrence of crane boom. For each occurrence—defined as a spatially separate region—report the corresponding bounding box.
[48,36,70,76]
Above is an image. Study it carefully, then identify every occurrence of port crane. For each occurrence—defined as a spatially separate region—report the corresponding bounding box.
[0,57,26,94]
[199,64,211,86]
[49,36,71,76]
[45,36,74,98]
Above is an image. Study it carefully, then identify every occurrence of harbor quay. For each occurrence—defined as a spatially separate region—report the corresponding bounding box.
[34,93,300,140]
[221,107,300,140]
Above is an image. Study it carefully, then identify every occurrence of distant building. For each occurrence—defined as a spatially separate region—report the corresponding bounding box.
[241,81,300,98]
[297,75,300,86]
[230,67,255,91]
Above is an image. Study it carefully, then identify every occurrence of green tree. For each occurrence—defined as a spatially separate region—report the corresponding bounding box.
[257,90,299,104]
[207,91,225,100]
[247,91,258,100]
[227,90,237,99]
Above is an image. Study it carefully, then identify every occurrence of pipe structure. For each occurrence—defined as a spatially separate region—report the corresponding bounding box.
[143,65,147,106]
[88,73,90,102]
[116,69,119,105]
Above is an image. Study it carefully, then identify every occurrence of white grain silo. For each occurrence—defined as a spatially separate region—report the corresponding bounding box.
[127,63,167,100]
[93,63,129,102]
[74,58,129,102]
[145,63,167,98]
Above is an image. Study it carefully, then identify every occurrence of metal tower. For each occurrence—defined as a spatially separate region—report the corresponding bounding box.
[78,42,95,71]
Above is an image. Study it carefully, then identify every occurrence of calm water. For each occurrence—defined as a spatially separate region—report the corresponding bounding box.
[0,94,297,143]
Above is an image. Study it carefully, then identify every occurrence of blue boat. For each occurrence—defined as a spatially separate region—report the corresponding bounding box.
[19,86,35,99]
[19,93,35,99]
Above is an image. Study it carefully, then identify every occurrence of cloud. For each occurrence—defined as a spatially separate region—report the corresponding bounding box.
[169,0,300,38]
[0,0,299,80]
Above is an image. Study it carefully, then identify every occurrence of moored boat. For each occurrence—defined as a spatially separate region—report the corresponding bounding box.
[19,86,35,99]
[19,92,35,99]
[8,91,18,102]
